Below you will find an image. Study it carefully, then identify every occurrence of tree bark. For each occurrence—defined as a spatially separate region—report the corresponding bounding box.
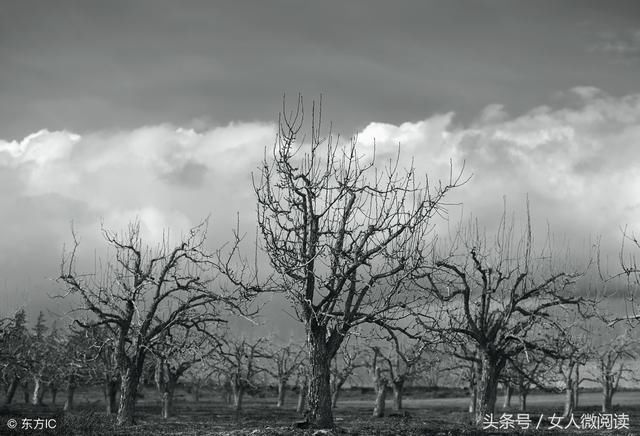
[232,384,244,412]
[116,367,141,425]
[602,383,613,412]
[161,377,176,419]
[276,380,287,408]
[392,381,404,411]
[50,384,58,405]
[468,386,476,414]
[64,376,76,412]
[296,376,307,413]
[22,380,29,404]
[563,386,574,417]
[32,377,44,406]
[372,369,387,418]
[468,360,478,414]
[331,386,340,409]
[563,362,576,418]
[519,391,527,412]
[474,353,501,426]
[193,384,200,402]
[4,376,19,405]
[105,378,119,415]
[306,325,334,428]
[573,364,580,408]
[502,383,512,408]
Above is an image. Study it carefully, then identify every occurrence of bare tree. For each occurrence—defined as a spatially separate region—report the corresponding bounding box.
[59,326,100,412]
[210,334,268,413]
[330,338,366,408]
[583,327,638,412]
[184,360,215,402]
[216,96,463,428]
[417,205,588,425]
[27,312,64,406]
[264,341,306,408]
[372,332,430,411]
[152,324,213,419]
[0,309,29,405]
[59,220,238,426]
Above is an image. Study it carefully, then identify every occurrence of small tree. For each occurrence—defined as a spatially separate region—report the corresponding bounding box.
[59,220,239,425]
[211,335,268,412]
[584,327,638,412]
[0,309,30,405]
[153,325,213,419]
[264,341,306,408]
[330,338,366,408]
[184,360,215,402]
[217,96,463,428]
[27,312,64,406]
[371,333,430,411]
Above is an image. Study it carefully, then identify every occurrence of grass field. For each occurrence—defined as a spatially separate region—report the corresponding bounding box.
[1,387,639,435]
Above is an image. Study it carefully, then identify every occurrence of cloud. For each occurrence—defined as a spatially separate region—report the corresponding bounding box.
[0,121,275,314]
[3,88,640,315]
[589,29,640,60]
[353,88,640,252]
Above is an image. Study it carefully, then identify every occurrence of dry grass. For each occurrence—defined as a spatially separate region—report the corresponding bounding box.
[1,388,639,435]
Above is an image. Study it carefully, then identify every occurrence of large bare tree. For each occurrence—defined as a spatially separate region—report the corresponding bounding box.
[217,96,463,428]
[59,220,238,425]
[417,205,589,425]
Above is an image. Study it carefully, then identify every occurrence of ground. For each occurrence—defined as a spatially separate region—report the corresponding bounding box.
[0,388,638,435]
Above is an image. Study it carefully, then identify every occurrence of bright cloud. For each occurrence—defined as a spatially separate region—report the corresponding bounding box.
[0,121,275,311]
[353,88,640,250]
[2,88,640,313]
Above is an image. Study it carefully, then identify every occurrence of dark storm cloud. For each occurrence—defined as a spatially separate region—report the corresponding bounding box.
[2,1,640,139]
[2,1,640,323]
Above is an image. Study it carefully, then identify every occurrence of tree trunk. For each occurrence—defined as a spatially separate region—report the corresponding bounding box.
[573,364,580,408]
[161,376,176,419]
[602,383,613,412]
[64,376,76,412]
[562,386,574,418]
[468,387,476,414]
[392,381,403,411]
[232,384,244,412]
[372,372,387,418]
[468,360,478,414]
[4,376,19,405]
[474,353,501,426]
[105,378,119,415]
[502,383,512,408]
[32,377,44,406]
[563,362,576,418]
[64,386,75,412]
[117,367,141,426]
[519,390,527,412]
[564,386,574,417]
[296,376,307,413]
[193,384,200,402]
[22,380,29,403]
[331,385,340,409]
[306,325,334,428]
[50,384,58,405]
[276,379,286,408]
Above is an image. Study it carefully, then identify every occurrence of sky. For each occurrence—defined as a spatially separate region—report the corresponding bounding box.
[1,1,640,332]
